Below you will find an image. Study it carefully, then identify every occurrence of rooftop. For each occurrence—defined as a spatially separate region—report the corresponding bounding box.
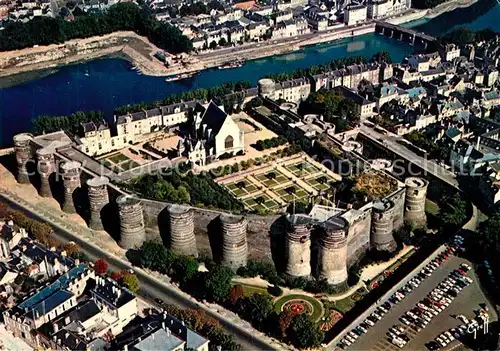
[18,264,88,310]
[135,328,185,351]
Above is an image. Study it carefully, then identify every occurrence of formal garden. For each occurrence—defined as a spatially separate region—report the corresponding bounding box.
[99,152,140,173]
[219,155,341,213]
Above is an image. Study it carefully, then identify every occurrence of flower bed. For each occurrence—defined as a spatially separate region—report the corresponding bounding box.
[274,294,324,322]
[320,309,343,331]
[282,299,313,315]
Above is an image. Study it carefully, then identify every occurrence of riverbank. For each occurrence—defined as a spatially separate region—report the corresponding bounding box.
[0,0,478,81]
[198,23,376,70]
[0,31,177,79]
[425,0,478,18]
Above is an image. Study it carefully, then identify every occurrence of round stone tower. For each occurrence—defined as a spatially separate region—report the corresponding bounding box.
[86,177,110,231]
[285,214,313,277]
[167,205,198,257]
[404,177,429,227]
[258,78,276,98]
[36,147,55,198]
[116,195,146,249]
[371,200,396,252]
[13,133,34,184]
[61,161,82,214]
[220,214,248,271]
[317,217,348,286]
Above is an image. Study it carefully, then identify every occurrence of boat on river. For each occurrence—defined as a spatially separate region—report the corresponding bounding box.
[165,71,200,82]
[218,59,245,70]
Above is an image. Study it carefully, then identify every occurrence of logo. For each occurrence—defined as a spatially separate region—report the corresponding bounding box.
[467,315,489,339]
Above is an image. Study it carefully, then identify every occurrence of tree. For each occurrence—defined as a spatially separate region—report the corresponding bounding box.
[177,186,191,203]
[287,314,324,348]
[481,210,500,255]
[46,236,60,249]
[94,258,109,275]
[240,293,274,330]
[63,242,80,257]
[111,271,123,281]
[204,265,234,302]
[122,171,244,213]
[122,273,140,293]
[73,251,89,262]
[218,37,227,47]
[371,50,392,63]
[0,3,193,54]
[138,241,176,273]
[267,284,283,296]
[338,99,359,128]
[245,96,263,110]
[443,27,476,45]
[439,193,468,228]
[393,222,413,245]
[228,285,245,305]
[278,310,297,339]
[172,255,199,284]
[209,41,217,50]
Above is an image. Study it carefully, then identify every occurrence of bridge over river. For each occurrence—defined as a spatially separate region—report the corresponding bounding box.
[375,21,437,49]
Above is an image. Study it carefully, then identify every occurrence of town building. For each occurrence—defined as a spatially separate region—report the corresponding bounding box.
[344,4,367,26]
[366,0,410,20]
[334,86,376,119]
[113,312,209,351]
[0,220,28,260]
[3,265,139,348]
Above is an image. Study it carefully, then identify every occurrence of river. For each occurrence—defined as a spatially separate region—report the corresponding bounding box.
[0,0,499,147]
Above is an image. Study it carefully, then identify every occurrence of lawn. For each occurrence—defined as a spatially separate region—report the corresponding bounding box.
[236,283,270,297]
[304,174,336,192]
[323,297,356,314]
[274,294,324,322]
[255,170,289,188]
[120,159,140,171]
[225,179,260,198]
[275,186,310,202]
[108,153,130,164]
[285,161,321,177]
[242,194,280,211]
[425,199,440,215]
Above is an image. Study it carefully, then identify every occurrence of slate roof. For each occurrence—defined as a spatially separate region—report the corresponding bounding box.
[18,264,87,311]
[334,86,372,105]
[31,290,73,317]
[445,126,461,139]
[199,101,228,136]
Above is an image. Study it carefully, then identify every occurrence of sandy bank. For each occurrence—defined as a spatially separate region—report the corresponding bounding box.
[425,0,478,18]
[0,31,183,79]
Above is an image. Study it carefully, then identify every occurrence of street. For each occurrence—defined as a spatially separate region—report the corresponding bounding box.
[359,125,458,189]
[0,194,278,351]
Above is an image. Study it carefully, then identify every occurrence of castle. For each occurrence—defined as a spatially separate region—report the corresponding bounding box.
[10,129,428,288]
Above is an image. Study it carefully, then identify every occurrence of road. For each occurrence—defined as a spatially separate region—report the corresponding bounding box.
[197,23,375,62]
[0,194,278,351]
[359,125,459,189]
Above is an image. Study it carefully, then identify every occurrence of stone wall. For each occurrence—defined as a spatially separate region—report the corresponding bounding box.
[140,198,279,261]
[386,186,406,230]
[344,209,372,267]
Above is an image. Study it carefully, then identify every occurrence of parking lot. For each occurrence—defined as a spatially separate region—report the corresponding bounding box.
[343,252,497,351]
